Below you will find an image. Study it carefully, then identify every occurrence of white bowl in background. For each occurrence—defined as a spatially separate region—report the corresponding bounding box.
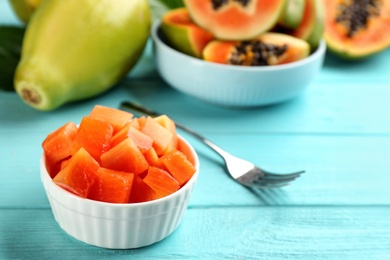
[152,21,326,107]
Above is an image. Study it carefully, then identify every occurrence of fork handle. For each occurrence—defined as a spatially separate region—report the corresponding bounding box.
[120,101,230,160]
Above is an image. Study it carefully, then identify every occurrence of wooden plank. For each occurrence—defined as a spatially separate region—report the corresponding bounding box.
[117,79,390,135]
[1,134,389,208]
[1,207,389,259]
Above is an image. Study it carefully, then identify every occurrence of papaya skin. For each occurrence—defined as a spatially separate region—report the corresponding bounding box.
[289,0,325,50]
[279,0,305,29]
[161,8,214,58]
[14,0,151,111]
[9,0,42,24]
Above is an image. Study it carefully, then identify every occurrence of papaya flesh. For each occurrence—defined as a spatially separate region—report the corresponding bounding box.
[323,0,390,59]
[203,32,310,66]
[14,0,151,111]
[161,8,214,58]
[183,0,286,40]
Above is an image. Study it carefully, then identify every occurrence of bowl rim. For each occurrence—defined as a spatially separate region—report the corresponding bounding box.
[41,134,200,209]
[151,20,326,72]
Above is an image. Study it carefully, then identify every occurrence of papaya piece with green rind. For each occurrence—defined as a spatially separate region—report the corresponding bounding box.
[278,0,305,29]
[203,32,310,66]
[14,0,151,111]
[288,0,324,50]
[183,0,286,40]
[161,8,214,58]
[323,0,390,59]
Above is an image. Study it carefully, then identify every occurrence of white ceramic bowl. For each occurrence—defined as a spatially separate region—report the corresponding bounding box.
[152,21,326,107]
[41,135,199,249]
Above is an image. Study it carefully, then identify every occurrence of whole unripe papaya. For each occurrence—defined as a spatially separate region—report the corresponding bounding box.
[14,0,151,111]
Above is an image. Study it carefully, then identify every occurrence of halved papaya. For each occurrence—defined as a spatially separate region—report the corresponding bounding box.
[287,0,324,50]
[323,0,390,59]
[278,0,305,29]
[203,32,310,66]
[183,0,286,40]
[161,7,214,58]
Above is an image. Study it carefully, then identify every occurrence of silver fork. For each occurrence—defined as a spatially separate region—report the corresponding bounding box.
[120,101,304,188]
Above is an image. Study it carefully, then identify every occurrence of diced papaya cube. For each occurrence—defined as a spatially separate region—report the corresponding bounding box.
[110,122,131,148]
[100,138,149,175]
[136,116,147,129]
[129,118,140,129]
[143,147,160,167]
[60,158,70,170]
[141,117,174,156]
[42,122,78,177]
[159,150,196,186]
[71,116,114,162]
[111,123,153,153]
[154,114,180,153]
[88,105,133,133]
[143,166,180,197]
[127,126,153,153]
[88,167,134,203]
[129,175,160,203]
[53,147,99,198]
[153,114,176,133]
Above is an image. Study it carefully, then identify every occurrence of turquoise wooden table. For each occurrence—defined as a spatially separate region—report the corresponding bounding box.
[1,1,390,259]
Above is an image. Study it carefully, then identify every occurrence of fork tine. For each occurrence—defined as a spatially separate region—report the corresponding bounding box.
[247,181,291,189]
[253,175,300,184]
[262,170,305,180]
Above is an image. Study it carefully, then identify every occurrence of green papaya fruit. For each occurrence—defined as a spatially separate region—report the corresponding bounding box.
[9,0,42,24]
[14,0,151,111]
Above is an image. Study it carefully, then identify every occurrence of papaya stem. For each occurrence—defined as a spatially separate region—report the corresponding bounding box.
[21,88,41,105]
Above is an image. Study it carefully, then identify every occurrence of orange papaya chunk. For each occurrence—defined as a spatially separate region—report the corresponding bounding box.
[143,147,160,167]
[42,122,78,177]
[154,114,176,133]
[159,150,196,186]
[129,175,160,203]
[100,138,149,175]
[127,126,154,153]
[143,166,180,197]
[154,114,179,153]
[88,105,133,133]
[129,117,141,129]
[53,147,99,198]
[111,123,153,152]
[110,122,131,148]
[88,167,134,203]
[136,116,147,129]
[60,158,70,170]
[71,116,114,162]
[141,116,174,156]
